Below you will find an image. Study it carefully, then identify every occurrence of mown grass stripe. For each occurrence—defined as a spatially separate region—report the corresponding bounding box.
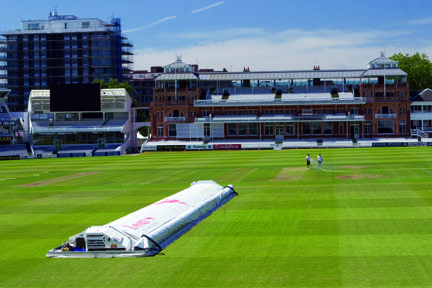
[1,147,432,287]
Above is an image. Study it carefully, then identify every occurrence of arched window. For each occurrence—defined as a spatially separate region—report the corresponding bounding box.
[382,106,389,114]
[169,110,184,117]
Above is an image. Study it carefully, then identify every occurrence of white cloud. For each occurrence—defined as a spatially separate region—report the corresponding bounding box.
[191,1,224,14]
[123,16,177,33]
[168,28,265,40]
[406,17,432,25]
[133,28,432,71]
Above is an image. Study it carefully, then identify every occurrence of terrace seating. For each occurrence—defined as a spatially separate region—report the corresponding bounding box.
[93,144,122,156]
[0,145,29,156]
[58,145,97,154]
[214,87,272,96]
[54,120,104,129]
[104,119,128,127]
[31,120,50,128]
[290,85,352,94]
[0,113,12,121]
[291,86,324,94]
[32,146,56,156]
[32,145,98,157]
[55,145,97,158]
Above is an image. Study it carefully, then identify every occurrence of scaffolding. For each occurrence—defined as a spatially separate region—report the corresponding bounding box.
[0,13,134,112]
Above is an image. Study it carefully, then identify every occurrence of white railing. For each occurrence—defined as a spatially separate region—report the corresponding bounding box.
[195,116,257,123]
[195,97,366,107]
[106,119,128,126]
[165,117,186,122]
[411,128,427,138]
[275,135,284,143]
[5,27,111,35]
[375,113,397,119]
[32,126,124,133]
[325,115,364,120]
[195,115,364,123]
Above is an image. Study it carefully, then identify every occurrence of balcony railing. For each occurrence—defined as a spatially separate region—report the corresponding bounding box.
[195,115,364,123]
[155,87,201,93]
[411,128,427,138]
[165,117,186,122]
[361,83,408,88]
[375,113,397,119]
[195,97,366,107]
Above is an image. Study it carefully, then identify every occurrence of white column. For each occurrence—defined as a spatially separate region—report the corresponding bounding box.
[347,120,348,140]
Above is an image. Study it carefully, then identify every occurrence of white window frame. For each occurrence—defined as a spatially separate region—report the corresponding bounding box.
[157,124,163,137]
[228,123,236,136]
[377,121,394,135]
[365,121,371,135]
[249,123,257,136]
[302,122,311,135]
[323,122,332,135]
[285,123,294,136]
[265,123,274,136]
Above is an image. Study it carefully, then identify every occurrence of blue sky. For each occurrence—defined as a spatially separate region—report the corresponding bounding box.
[1,0,432,71]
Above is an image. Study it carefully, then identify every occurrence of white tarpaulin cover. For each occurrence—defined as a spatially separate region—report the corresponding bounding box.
[47,181,237,258]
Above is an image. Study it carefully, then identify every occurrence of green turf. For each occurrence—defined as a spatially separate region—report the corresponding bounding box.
[1,147,432,287]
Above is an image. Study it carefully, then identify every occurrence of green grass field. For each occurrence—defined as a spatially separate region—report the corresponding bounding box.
[1,147,432,287]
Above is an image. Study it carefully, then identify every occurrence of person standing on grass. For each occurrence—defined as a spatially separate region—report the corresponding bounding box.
[306,154,310,169]
[317,153,322,168]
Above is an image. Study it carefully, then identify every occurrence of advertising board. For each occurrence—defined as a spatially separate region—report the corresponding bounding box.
[213,144,242,150]
[156,145,186,151]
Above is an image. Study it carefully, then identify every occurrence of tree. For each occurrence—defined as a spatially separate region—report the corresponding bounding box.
[93,78,134,95]
[92,78,108,89]
[389,52,432,94]
[138,126,151,137]
[94,79,149,129]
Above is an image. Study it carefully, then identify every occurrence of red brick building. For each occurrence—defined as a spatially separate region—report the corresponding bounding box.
[150,54,410,141]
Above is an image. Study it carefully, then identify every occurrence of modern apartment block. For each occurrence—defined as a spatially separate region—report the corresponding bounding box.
[0,11,133,111]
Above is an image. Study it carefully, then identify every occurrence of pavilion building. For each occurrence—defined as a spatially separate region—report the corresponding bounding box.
[150,53,410,142]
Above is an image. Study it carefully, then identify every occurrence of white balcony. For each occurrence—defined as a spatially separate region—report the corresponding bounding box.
[165,117,186,122]
[195,114,364,123]
[410,112,432,121]
[375,113,397,119]
[195,97,365,107]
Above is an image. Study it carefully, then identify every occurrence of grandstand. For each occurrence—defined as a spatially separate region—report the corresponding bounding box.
[56,145,97,158]
[0,88,29,158]
[27,86,133,158]
[0,144,30,157]
[32,146,55,156]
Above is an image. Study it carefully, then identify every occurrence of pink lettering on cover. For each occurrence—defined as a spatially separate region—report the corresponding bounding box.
[121,217,155,230]
[154,199,189,206]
